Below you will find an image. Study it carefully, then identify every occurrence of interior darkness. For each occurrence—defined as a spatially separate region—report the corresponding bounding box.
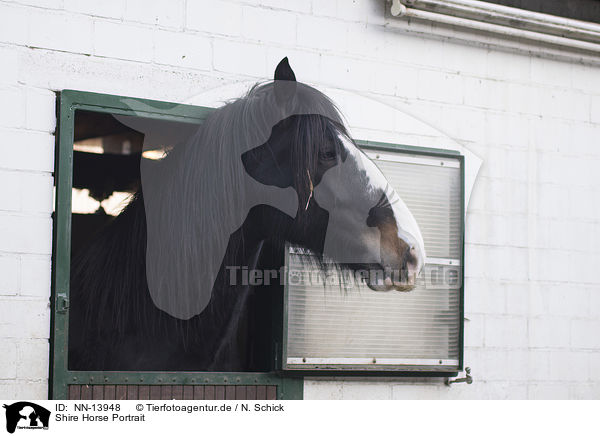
[70,110,277,371]
[71,111,142,255]
[481,0,600,24]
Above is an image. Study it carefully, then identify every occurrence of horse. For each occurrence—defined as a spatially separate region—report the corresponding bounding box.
[68,58,426,372]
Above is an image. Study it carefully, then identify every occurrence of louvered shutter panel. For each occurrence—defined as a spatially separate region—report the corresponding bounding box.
[284,150,463,371]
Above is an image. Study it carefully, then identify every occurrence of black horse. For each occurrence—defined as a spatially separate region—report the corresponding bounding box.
[68,58,426,372]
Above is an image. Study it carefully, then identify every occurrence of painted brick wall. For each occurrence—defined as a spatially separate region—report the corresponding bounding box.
[0,0,598,399]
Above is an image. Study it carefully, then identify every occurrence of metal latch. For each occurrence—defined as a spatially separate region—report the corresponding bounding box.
[56,293,70,314]
[445,367,473,386]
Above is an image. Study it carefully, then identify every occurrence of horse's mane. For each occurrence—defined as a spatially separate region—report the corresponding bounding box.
[70,81,351,352]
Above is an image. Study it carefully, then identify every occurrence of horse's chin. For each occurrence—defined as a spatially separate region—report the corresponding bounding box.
[366,281,416,292]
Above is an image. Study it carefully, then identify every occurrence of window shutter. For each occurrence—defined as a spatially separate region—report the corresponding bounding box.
[284,149,463,372]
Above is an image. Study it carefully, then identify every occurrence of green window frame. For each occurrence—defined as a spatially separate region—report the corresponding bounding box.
[50,90,304,400]
[50,90,465,398]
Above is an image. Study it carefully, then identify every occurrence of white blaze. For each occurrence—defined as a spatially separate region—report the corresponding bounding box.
[314,135,426,274]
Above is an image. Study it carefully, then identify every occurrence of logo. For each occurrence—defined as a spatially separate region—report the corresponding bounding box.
[3,403,50,434]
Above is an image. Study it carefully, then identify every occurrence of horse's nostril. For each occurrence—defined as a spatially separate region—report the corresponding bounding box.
[367,202,395,229]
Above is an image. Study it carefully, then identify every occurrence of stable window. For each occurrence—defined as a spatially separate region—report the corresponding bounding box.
[51,90,303,400]
[51,91,465,400]
[282,143,464,374]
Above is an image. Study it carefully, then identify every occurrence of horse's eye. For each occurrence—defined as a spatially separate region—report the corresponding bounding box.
[319,150,336,161]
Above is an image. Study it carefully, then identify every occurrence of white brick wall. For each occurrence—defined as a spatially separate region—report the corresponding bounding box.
[0,0,598,400]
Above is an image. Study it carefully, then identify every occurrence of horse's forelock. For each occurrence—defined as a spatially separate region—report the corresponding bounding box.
[201,81,349,226]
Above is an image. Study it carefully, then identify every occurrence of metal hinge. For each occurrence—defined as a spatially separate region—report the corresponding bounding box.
[56,293,69,314]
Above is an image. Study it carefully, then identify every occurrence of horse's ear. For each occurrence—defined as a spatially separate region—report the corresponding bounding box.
[274,57,297,105]
[274,57,296,81]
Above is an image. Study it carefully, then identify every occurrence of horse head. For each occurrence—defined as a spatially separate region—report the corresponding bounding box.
[241,58,426,292]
